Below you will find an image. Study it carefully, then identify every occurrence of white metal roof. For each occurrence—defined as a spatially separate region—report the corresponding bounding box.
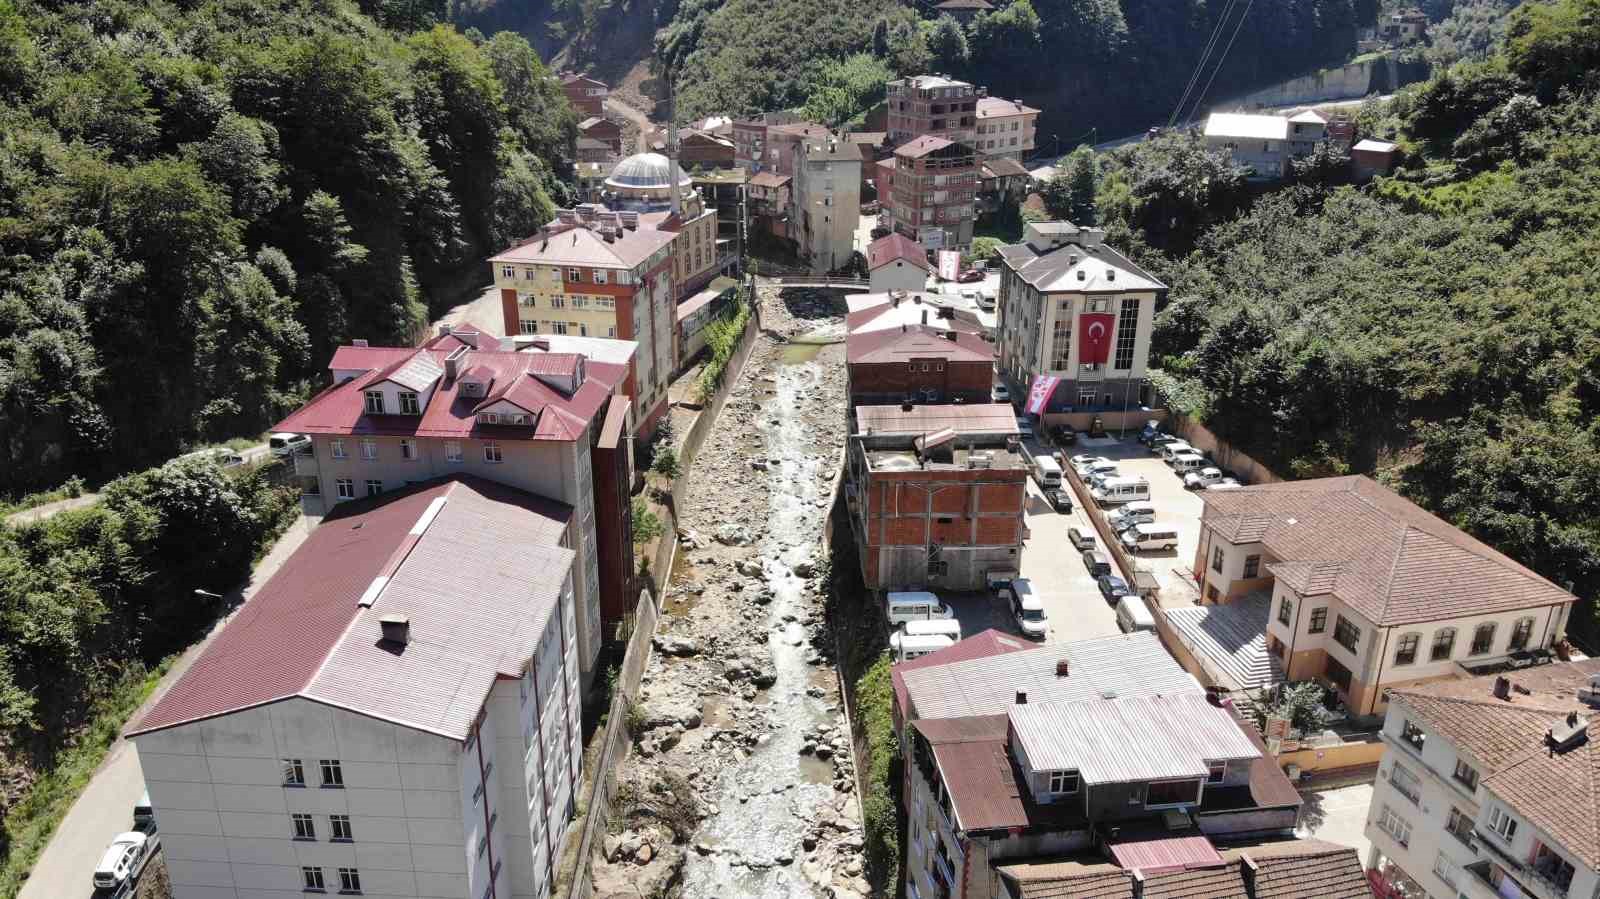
[1008,692,1262,783]
[1204,113,1290,142]
[1352,139,1397,153]
[514,334,639,366]
[900,631,1201,720]
[1162,592,1285,692]
[383,353,445,392]
[1288,109,1328,124]
[996,240,1164,294]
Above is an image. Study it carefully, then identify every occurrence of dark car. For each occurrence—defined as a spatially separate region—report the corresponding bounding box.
[1082,550,1111,577]
[957,268,985,283]
[1097,574,1134,603]
[1047,489,1073,513]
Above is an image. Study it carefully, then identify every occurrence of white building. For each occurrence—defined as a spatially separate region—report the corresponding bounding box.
[1202,110,1328,179]
[973,97,1039,163]
[1366,659,1600,899]
[791,136,863,273]
[127,477,584,899]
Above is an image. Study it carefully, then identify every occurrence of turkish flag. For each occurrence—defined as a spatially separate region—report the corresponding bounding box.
[1079,312,1115,366]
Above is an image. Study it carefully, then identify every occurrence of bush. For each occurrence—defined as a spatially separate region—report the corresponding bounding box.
[651,446,682,480]
[695,291,753,402]
[854,651,900,892]
[631,498,664,544]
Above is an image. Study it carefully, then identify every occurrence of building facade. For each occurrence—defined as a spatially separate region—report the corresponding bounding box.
[1364,660,1600,899]
[995,222,1164,413]
[865,232,932,293]
[792,136,863,272]
[1203,111,1328,179]
[886,74,982,147]
[974,97,1039,162]
[127,478,585,899]
[891,136,977,250]
[560,73,607,117]
[578,117,623,156]
[1195,475,1577,720]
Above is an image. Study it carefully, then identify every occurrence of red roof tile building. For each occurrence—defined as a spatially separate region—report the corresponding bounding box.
[578,116,623,156]
[891,135,977,250]
[865,232,931,293]
[886,74,982,147]
[561,72,608,117]
[128,476,585,899]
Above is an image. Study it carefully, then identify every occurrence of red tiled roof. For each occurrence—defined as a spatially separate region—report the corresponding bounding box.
[1002,838,1371,899]
[848,323,992,365]
[749,171,790,189]
[128,477,574,740]
[1108,834,1223,875]
[1200,476,1575,625]
[866,233,931,272]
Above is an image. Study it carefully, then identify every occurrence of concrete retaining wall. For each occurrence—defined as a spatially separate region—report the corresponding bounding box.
[1213,55,1429,110]
[1166,415,1284,486]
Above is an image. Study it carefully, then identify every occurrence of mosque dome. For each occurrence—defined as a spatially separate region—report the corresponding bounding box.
[604,152,693,191]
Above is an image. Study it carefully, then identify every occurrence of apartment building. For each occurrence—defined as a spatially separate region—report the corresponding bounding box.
[127,477,584,899]
[891,632,1305,899]
[886,74,982,146]
[974,97,1039,162]
[560,73,607,117]
[846,403,1022,591]
[1195,475,1577,719]
[489,204,675,433]
[276,327,637,684]
[578,116,623,156]
[1203,110,1328,179]
[1365,659,1600,899]
[732,116,832,175]
[792,136,863,272]
[995,222,1164,414]
[891,135,977,250]
[847,311,993,406]
[865,232,931,292]
[747,171,791,239]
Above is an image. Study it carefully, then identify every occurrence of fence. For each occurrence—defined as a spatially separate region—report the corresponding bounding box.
[565,591,658,899]
[1165,415,1285,486]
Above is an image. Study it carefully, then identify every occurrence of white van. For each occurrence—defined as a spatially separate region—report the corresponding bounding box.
[1116,595,1156,633]
[1081,460,1120,482]
[1108,501,1157,531]
[1034,456,1063,489]
[903,618,962,641]
[1160,441,1196,462]
[1121,523,1180,553]
[886,591,955,626]
[890,631,956,661]
[1170,453,1208,474]
[1003,578,1047,640]
[1091,476,1151,505]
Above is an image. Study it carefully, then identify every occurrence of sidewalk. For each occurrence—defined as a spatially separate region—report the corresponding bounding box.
[20,515,319,899]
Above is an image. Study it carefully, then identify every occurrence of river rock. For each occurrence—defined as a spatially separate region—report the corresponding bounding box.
[792,559,817,578]
[715,524,752,545]
[653,634,699,657]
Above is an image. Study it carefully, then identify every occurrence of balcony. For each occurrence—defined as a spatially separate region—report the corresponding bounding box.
[1465,852,1575,899]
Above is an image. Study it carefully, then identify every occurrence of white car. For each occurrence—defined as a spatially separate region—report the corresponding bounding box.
[94,832,150,891]
[1069,454,1101,469]
[1081,461,1120,482]
[269,432,310,456]
[1205,478,1244,491]
[1184,467,1225,489]
[1072,455,1112,475]
[992,383,1010,401]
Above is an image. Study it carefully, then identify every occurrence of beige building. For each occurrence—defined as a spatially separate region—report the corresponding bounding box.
[995,222,1164,414]
[974,97,1039,162]
[127,478,584,899]
[791,136,863,273]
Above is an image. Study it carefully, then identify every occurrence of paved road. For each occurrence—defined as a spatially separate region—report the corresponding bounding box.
[604,96,655,154]
[19,516,318,899]
[1297,782,1375,866]
[433,283,506,338]
[4,445,273,529]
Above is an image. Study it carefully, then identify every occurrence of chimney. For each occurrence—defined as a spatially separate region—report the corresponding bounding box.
[379,614,410,646]
[1240,854,1259,895]
[498,336,517,352]
[444,345,468,383]
[1131,869,1146,899]
[1055,658,1070,677]
[437,323,453,338]
[1494,676,1512,701]
[1015,691,1027,705]
[1107,269,1116,282]
[921,309,928,325]
[352,338,369,347]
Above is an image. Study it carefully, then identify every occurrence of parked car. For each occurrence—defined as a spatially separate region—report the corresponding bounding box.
[1170,453,1208,475]
[93,832,151,892]
[1082,550,1112,577]
[1082,461,1120,483]
[958,268,985,283]
[1205,478,1244,491]
[977,289,997,311]
[1016,415,1035,437]
[1068,527,1097,551]
[1004,578,1047,639]
[1184,467,1226,489]
[992,382,1010,402]
[1050,426,1078,446]
[1108,501,1157,532]
[1121,523,1181,553]
[1068,453,1100,469]
[1097,574,1134,603]
[1148,434,1184,452]
[1046,488,1073,513]
[1137,420,1164,444]
[269,432,310,456]
[1160,441,1197,461]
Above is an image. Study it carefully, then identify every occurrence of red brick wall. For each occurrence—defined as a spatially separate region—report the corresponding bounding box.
[860,471,1027,549]
[500,288,519,336]
[592,429,633,629]
[848,359,992,404]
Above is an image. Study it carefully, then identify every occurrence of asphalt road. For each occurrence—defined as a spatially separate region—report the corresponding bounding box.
[4,444,273,529]
[18,515,316,899]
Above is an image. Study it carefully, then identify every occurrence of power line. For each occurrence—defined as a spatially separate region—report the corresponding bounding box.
[1168,0,1238,129]
[1185,0,1255,127]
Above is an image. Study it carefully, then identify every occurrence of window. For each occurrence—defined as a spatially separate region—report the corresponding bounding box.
[330,814,353,842]
[551,296,566,309]
[522,267,535,280]
[1113,297,1138,370]
[1048,770,1080,794]
[1470,622,1496,656]
[303,867,326,891]
[1333,615,1360,654]
[567,268,582,282]
[1308,607,1327,633]
[331,439,347,460]
[359,439,377,461]
[1487,805,1518,842]
[1445,806,1475,847]
[1211,546,1225,573]
[484,442,503,463]
[336,478,354,499]
[319,759,343,788]
[480,412,500,425]
[1509,616,1535,652]
[1434,852,1460,889]
[500,265,514,280]
[1377,804,1412,847]
[365,479,382,497]
[1453,758,1479,792]
[399,439,416,460]
[337,868,362,894]
[1394,632,1420,666]
[1206,761,1227,785]
[363,391,385,414]
[1206,584,1220,602]
[1389,762,1421,804]
[1400,720,1426,753]
[553,321,568,335]
[1145,779,1200,807]
[1278,596,1294,626]
[445,441,462,463]
[1431,627,1456,661]
[520,319,539,335]
[398,391,420,415]
[292,813,316,839]
[595,269,608,284]
[283,758,305,785]
[1243,554,1261,579]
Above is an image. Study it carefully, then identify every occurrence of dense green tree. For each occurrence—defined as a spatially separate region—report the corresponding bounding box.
[927,15,969,69]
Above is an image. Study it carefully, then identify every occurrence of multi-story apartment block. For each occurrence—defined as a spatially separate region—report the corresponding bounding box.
[886,74,982,146]
[792,136,863,272]
[127,477,585,899]
[560,72,607,118]
[891,135,977,249]
[489,204,676,433]
[846,403,1022,592]
[732,116,831,175]
[995,222,1165,414]
[891,631,1305,899]
[973,97,1039,162]
[747,171,791,239]
[1366,659,1600,899]
[275,326,637,682]
[1195,475,1577,719]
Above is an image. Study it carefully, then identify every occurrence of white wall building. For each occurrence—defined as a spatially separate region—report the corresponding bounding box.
[128,478,584,899]
[791,136,864,273]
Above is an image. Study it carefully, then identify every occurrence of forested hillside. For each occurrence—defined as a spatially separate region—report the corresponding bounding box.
[1090,0,1600,642]
[0,0,577,495]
